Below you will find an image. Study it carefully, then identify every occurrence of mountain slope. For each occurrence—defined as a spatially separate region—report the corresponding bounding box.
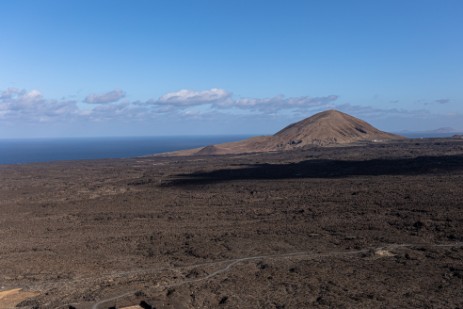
[273,110,401,146]
[159,110,404,156]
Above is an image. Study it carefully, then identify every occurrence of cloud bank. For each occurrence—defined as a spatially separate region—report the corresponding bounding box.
[156,88,232,106]
[0,87,342,124]
[150,88,338,112]
[1,87,460,134]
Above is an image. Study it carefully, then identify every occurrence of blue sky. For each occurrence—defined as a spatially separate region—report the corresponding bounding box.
[1,0,462,137]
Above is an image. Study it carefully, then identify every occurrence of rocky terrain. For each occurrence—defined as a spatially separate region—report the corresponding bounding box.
[1,137,463,308]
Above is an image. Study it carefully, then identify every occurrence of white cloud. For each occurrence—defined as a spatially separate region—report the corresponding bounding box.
[84,90,126,104]
[23,89,42,100]
[157,88,232,106]
[0,88,78,122]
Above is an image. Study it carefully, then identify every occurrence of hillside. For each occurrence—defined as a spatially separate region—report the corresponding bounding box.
[159,110,404,156]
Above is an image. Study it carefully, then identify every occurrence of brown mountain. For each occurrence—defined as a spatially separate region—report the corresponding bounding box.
[160,110,405,156]
[274,109,402,146]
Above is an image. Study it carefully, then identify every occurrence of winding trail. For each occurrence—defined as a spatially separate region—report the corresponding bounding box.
[91,292,134,309]
[91,241,463,309]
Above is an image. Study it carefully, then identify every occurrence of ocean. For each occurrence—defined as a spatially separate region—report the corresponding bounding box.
[0,135,252,165]
[0,133,460,165]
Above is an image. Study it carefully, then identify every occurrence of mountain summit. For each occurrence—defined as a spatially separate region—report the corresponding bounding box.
[274,109,401,146]
[161,110,404,156]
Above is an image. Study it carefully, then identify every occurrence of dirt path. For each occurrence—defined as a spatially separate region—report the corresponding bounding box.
[91,292,135,309]
[91,241,463,309]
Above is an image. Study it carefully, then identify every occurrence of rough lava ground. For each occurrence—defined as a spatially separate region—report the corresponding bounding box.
[1,138,463,308]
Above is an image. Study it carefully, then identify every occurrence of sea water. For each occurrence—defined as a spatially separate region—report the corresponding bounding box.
[0,135,252,164]
[1,133,460,165]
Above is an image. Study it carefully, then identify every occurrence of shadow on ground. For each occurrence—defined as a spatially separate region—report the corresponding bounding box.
[167,154,463,186]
